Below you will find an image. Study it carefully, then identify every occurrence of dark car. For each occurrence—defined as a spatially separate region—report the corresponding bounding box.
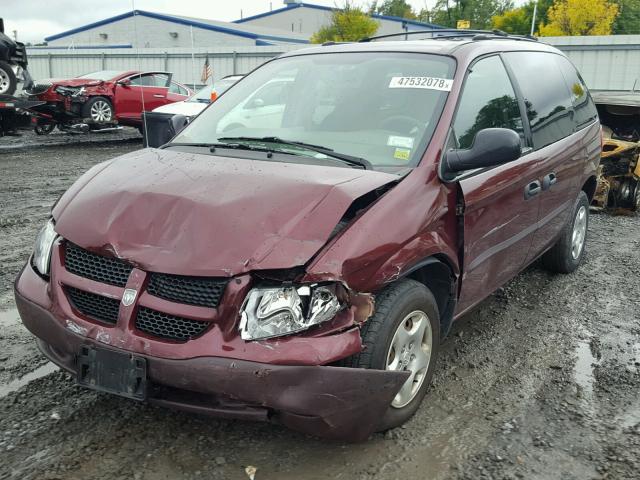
[0,18,33,95]
[26,70,193,133]
[15,31,600,441]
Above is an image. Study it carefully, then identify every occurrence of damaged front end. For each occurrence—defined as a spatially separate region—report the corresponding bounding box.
[593,93,640,212]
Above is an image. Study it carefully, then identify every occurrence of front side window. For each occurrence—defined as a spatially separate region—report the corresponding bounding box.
[503,52,574,149]
[129,73,170,87]
[173,52,456,173]
[453,55,524,150]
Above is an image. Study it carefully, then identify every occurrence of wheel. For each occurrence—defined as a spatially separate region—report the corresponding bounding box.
[0,61,17,95]
[82,96,114,124]
[633,180,640,212]
[342,279,440,431]
[542,191,589,273]
[34,122,56,135]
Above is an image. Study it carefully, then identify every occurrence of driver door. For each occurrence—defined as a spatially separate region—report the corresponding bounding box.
[114,72,172,123]
[453,55,541,315]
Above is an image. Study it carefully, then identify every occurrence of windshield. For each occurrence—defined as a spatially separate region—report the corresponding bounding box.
[78,70,125,81]
[173,52,455,173]
[188,77,243,103]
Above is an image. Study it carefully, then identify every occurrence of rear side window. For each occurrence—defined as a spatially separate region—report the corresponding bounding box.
[453,55,524,149]
[555,56,598,129]
[503,52,574,149]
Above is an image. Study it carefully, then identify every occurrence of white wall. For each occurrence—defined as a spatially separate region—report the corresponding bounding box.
[239,6,425,39]
[47,16,259,48]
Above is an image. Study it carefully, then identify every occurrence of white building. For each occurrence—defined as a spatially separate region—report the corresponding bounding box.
[44,10,309,48]
[235,1,444,38]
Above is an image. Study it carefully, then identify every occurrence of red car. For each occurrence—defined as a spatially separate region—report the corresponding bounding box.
[16,31,600,441]
[27,70,192,133]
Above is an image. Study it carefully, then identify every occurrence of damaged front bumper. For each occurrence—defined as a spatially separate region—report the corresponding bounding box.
[14,265,409,442]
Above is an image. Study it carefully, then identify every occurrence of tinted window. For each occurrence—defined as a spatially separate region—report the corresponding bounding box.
[555,56,598,129]
[503,52,574,149]
[453,55,524,150]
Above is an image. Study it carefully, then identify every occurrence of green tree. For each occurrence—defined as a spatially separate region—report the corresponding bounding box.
[310,2,379,43]
[539,0,619,36]
[375,0,417,19]
[430,0,514,30]
[612,0,640,33]
[491,0,554,34]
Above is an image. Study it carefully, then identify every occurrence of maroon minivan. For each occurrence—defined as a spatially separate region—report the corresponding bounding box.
[15,31,600,441]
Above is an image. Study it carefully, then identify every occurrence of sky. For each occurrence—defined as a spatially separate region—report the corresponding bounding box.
[2,0,529,44]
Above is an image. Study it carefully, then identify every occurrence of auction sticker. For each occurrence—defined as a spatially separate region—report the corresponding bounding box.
[389,76,453,91]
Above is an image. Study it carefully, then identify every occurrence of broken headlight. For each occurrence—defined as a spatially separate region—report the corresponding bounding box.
[32,218,58,276]
[239,284,342,341]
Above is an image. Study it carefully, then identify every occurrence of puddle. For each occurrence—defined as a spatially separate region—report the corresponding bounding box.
[573,332,599,415]
[0,308,21,328]
[0,362,60,399]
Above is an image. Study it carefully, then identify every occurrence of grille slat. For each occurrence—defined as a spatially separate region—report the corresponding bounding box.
[66,287,120,325]
[136,307,209,341]
[65,243,132,287]
[147,273,227,308]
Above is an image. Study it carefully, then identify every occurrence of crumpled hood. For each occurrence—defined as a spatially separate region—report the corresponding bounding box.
[53,148,397,277]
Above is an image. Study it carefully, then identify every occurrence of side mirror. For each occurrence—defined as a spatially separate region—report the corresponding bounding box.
[443,128,521,173]
[246,98,265,109]
[170,114,189,136]
[117,78,131,87]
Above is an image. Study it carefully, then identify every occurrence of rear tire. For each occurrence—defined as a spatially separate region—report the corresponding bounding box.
[542,191,589,273]
[343,279,440,431]
[0,61,17,95]
[34,122,56,135]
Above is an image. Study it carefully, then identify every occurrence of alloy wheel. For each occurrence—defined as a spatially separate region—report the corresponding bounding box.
[571,205,587,259]
[90,100,112,123]
[0,68,10,94]
[386,310,433,408]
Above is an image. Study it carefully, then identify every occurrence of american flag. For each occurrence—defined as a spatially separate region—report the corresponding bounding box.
[201,55,212,84]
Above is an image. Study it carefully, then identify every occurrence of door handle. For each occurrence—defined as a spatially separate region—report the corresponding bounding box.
[524,180,542,200]
[542,172,557,190]
[153,94,165,98]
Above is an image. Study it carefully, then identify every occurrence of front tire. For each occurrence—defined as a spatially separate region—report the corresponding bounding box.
[34,122,56,135]
[82,96,114,124]
[0,61,17,95]
[542,191,590,273]
[343,279,440,431]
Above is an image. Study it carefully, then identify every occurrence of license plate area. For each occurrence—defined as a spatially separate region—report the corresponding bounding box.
[77,346,147,400]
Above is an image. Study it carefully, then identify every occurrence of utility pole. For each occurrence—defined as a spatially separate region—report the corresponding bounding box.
[530,0,538,36]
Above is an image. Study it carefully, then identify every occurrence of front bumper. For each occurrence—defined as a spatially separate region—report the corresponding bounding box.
[15,267,409,441]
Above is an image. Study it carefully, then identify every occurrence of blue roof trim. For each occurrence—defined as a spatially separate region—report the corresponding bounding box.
[234,3,443,29]
[45,10,309,44]
[29,44,133,50]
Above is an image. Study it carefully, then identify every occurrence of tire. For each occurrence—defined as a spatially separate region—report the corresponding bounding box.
[0,61,17,95]
[343,279,440,431]
[34,123,56,135]
[542,191,589,273]
[81,96,114,124]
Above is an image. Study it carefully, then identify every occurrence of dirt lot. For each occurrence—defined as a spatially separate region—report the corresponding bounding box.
[1,131,639,480]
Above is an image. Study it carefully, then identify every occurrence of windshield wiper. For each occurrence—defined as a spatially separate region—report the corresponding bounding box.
[163,142,276,154]
[217,136,371,170]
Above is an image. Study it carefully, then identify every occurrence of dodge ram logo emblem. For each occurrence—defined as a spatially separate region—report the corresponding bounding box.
[122,289,137,307]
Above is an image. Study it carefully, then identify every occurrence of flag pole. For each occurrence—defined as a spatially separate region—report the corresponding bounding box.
[190,25,196,91]
[530,1,538,36]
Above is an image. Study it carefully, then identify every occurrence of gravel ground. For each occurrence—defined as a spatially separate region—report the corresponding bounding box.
[0,131,639,480]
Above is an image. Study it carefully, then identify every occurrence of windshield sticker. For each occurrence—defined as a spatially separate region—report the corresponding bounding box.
[393,148,411,161]
[387,135,415,149]
[389,76,453,91]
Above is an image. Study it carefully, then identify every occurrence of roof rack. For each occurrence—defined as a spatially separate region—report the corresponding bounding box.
[359,29,538,43]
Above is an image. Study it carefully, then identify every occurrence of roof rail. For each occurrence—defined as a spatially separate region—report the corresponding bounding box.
[359,29,538,43]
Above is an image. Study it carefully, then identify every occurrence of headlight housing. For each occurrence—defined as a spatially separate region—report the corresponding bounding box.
[239,284,342,341]
[33,218,57,276]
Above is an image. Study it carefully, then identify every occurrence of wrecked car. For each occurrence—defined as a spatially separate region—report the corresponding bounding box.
[26,70,192,134]
[0,18,33,96]
[591,91,640,212]
[15,31,600,441]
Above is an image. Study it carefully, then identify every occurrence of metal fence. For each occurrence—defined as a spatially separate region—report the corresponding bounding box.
[26,36,640,92]
[25,45,306,88]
